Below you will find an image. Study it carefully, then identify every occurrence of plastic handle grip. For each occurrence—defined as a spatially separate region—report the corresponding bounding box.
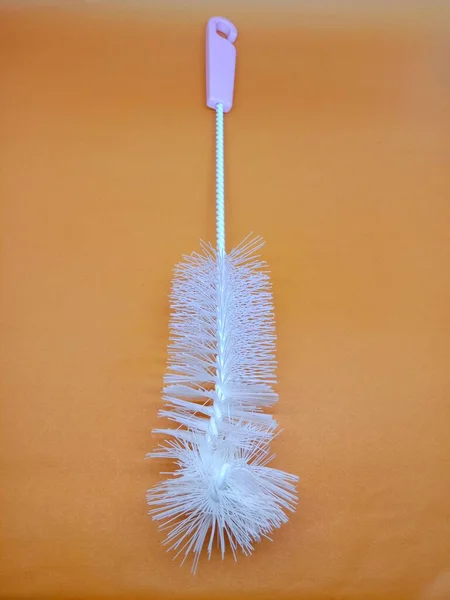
[206,17,238,113]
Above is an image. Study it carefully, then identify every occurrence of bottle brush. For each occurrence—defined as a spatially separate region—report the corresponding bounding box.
[147,16,298,573]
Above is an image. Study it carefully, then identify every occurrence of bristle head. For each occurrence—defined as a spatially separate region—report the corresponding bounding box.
[148,237,298,572]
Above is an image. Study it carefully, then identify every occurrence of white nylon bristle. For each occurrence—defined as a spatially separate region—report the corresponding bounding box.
[147,235,298,572]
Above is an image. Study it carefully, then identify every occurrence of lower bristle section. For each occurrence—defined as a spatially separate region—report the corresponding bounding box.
[147,236,298,572]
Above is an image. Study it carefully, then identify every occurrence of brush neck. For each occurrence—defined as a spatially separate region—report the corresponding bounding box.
[216,103,225,255]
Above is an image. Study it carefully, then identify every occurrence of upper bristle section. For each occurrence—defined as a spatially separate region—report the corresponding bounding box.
[163,238,278,435]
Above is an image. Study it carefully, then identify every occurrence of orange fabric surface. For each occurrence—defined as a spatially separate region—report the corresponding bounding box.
[1,6,450,600]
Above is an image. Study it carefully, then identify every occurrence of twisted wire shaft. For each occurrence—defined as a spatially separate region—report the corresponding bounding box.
[206,102,227,476]
[216,103,225,255]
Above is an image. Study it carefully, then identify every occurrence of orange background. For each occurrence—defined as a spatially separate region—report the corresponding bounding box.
[1,5,450,600]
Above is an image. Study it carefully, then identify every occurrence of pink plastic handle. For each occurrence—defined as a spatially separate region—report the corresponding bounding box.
[206,17,238,113]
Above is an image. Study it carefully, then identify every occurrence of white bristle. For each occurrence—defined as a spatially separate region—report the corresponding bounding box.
[147,235,298,572]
